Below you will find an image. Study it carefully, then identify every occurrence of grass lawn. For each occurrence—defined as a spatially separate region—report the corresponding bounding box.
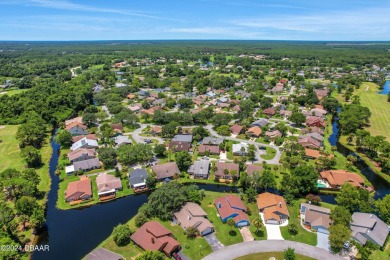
[370,241,390,260]
[200,191,243,246]
[280,200,317,246]
[357,82,390,141]
[235,252,315,260]
[260,147,277,160]
[0,89,29,96]
[246,203,267,240]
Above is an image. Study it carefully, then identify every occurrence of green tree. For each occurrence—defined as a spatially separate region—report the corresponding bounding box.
[288,223,298,235]
[284,247,296,260]
[354,241,378,260]
[186,226,199,238]
[290,112,306,126]
[192,126,209,141]
[145,176,157,189]
[16,121,46,148]
[117,144,153,165]
[290,165,318,195]
[82,113,97,127]
[135,251,165,260]
[248,145,256,161]
[0,200,14,230]
[54,130,73,148]
[30,207,46,230]
[0,236,21,259]
[211,113,233,127]
[330,206,351,226]
[375,194,390,224]
[260,170,277,191]
[216,125,231,136]
[329,224,351,253]
[112,224,132,246]
[336,184,371,213]
[175,151,192,172]
[153,144,166,157]
[161,121,179,138]
[135,213,148,227]
[227,218,235,230]
[252,217,263,233]
[97,148,117,168]
[15,196,38,216]
[21,146,42,167]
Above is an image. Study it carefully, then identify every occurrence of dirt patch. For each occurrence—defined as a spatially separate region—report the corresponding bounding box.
[0,125,5,129]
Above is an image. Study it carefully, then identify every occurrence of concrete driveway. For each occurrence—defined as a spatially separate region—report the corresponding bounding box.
[259,213,284,240]
[317,232,330,251]
[239,226,254,242]
[204,233,224,251]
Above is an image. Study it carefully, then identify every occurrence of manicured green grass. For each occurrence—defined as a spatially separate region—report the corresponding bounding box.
[89,64,105,70]
[306,78,331,84]
[246,203,267,240]
[280,201,317,246]
[370,241,390,260]
[260,147,277,160]
[357,82,390,141]
[158,219,212,260]
[235,252,315,260]
[0,89,29,96]
[200,191,244,245]
[0,125,24,172]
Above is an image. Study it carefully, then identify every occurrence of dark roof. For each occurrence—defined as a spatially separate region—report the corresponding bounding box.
[168,141,191,152]
[172,134,193,143]
[129,168,149,186]
[74,158,100,171]
[152,162,181,179]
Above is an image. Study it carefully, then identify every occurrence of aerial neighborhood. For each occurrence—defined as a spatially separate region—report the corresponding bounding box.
[1,41,390,260]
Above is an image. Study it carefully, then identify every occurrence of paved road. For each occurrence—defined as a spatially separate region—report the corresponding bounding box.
[202,240,343,260]
[205,125,281,164]
[131,124,164,144]
[101,105,113,119]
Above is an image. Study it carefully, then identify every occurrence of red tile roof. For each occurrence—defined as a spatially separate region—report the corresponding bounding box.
[214,194,248,224]
[257,192,289,222]
[320,170,364,188]
[214,162,239,179]
[198,144,220,155]
[72,134,98,143]
[230,124,243,134]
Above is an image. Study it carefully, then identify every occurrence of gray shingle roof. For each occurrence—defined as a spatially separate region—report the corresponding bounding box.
[351,212,389,247]
[129,168,149,186]
[172,134,193,143]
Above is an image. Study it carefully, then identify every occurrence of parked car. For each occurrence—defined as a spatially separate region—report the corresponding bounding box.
[172,253,182,260]
[144,139,152,144]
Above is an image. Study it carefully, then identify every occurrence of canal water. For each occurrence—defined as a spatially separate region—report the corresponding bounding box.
[378,80,390,95]
[328,108,390,199]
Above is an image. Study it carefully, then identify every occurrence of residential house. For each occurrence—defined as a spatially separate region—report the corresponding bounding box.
[265,130,283,139]
[351,212,389,247]
[251,118,269,128]
[65,176,92,202]
[174,202,214,236]
[129,168,149,192]
[263,107,276,117]
[306,116,326,128]
[152,162,181,180]
[246,164,263,176]
[172,134,193,143]
[257,192,289,224]
[72,134,98,143]
[246,126,262,137]
[72,158,101,173]
[131,221,180,256]
[96,173,122,199]
[127,94,136,99]
[214,162,240,181]
[319,170,365,189]
[271,83,284,93]
[150,126,162,135]
[67,148,96,163]
[128,104,142,113]
[315,89,328,100]
[168,141,191,152]
[300,203,331,234]
[71,138,99,151]
[202,137,223,146]
[302,127,324,136]
[113,135,132,147]
[65,122,89,136]
[280,110,293,118]
[298,136,321,149]
[198,144,220,155]
[310,108,328,117]
[230,124,243,135]
[232,142,248,156]
[65,117,83,126]
[188,159,210,179]
[214,194,249,227]
[111,123,123,133]
[305,132,324,142]
[115,83,127,88]
[304,148,321,159]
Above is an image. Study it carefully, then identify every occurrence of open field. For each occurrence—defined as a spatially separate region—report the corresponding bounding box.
[356,82,390,141]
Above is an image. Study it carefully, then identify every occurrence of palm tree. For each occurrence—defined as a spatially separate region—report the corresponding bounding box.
[252,217,263,233]
[227,218,235,231]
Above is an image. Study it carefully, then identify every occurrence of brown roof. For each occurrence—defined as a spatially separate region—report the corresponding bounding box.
[306,116,326,127]
[168,141,191,152]
[111,123,123,131]
[246,126,262,137]
[65,116,83,126]
[246,164,263,175]
[131,221,180,256]
[302,203,331,229]
[263,107,276,116]
[198,144,220,155]
[230,124,243,134]
[305,148,320,158]
[151,125,162,134]
[65,176,92,200]
[257,192,289,222]
[67,148,96,161]
[215,162,239,178]
[214,195,249,224]
[96,173,122,193]
[174,202,213,234]
[320,170,364,187]
[265,130,282,138]
[298,136,321,149]
[127,94,136,99]
[72,134,98,143]
[152,162,181,179]
[65,121,87,131]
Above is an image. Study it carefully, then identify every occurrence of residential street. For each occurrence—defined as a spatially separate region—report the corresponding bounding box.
[205,125,282,164]
[131,124,164,144]
[202,240,344,260]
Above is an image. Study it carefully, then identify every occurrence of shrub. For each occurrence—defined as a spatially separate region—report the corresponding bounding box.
[112,224,132,246]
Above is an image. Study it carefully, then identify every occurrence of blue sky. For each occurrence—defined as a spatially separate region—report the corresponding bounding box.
[0,0,389,41]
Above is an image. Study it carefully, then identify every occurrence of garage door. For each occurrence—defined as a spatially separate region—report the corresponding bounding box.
[267,220,279,225]
[237,222,248,227]
[317,227,329,234]
[201,228,213,236]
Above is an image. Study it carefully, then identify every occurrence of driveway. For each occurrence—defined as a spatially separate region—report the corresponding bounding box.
[259,213,285,240]
[202,241,344,260]
[204,233,224,251]
[239,226,254,242]
[317,232,330,251]
[177,250,190,260]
